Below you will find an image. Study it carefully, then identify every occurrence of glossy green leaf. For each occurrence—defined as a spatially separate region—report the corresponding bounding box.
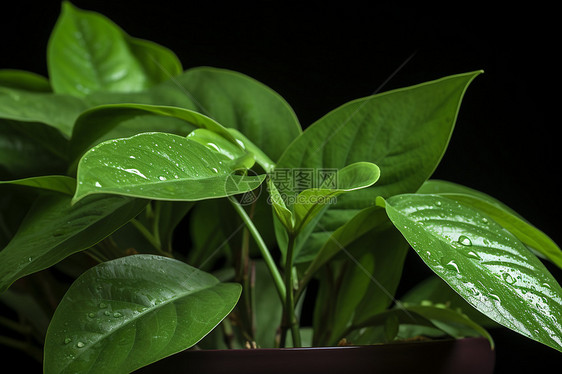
[0,193,147,293]
[419,179,562,269]
[0,175,76,195]
[0,87,86,138]
[0,69,51,92]
[292,162,380,233]
[48,2,182,97]
[380,193,562,352]
[172,66,302,161]
[73,132,265,203]
[267,178,294,233]
[43,254,241,374]
[69,103,238,162]
[275,71,481,232]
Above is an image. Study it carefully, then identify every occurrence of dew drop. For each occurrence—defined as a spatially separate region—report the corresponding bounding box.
[104,311,111,316]
[99,302,107,309]
[458,235,472,246]
[94,181,102,188]
[481,217,489,224]
[129,155,136,159]
[64,338,72,345]
[113,312,122,318]
[211,167,219,173]
[158,176,167,181]
[88,312,95,318]
[76,342,85,348]
[435,201,442,207]
[502,272,516,285]
[465,251,482,261]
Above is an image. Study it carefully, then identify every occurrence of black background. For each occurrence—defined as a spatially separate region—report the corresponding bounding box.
[1,1,560,372]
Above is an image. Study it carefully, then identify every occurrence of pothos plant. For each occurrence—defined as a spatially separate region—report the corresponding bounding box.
[0,2,561,373]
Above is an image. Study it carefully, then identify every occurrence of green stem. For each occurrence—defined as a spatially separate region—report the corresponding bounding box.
[229,197,286,304]
[281,234,302,348]
[130,218,166,255]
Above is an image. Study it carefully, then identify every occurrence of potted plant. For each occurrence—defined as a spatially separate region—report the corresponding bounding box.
[1,2,560,373]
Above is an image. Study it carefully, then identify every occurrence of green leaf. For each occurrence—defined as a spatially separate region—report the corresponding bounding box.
[73,132,265,203]
[275,71,482,231]
[0,69,51,92]
[0,193,147,293]
[291,162,380,233]
[328,251,376,344]
[0,121,67,179]
[419,179,562,269]
[0,175,76,195]
[400,275,499,328]
[43,254,241,374]
[380,193,562,352]
[173,66,302,161]
[302,206,388,277]
[69,103,238,162]
[0,87,86,138]
[47,2,181,97]
[403,305,494,348]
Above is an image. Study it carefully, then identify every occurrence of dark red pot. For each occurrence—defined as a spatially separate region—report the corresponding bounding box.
[136,337,495,374]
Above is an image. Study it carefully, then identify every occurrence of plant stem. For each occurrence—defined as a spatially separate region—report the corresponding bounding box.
[130,218,168,256]
[229,197,286,304]
[281,234,302,348]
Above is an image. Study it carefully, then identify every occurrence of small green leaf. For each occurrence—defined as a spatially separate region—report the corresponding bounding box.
[0,193,147,293]
[292,162,380,232]
[47,2,181,97]
[0,175,76,195]
[382,193,562,352]
[43,254,241,374]
[73,132,265,203]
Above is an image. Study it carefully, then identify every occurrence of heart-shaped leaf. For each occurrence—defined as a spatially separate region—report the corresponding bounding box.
[43,254,241,374]
[73,132,264,203]
[379,193,562,352]
[0,193,147,293]
[47,2,182,97]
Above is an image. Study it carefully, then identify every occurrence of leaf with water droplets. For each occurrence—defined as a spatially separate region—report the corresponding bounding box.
[73,132,265,203]
[419,179,562,270]
[44,254,241,373]
[379,193,562,352]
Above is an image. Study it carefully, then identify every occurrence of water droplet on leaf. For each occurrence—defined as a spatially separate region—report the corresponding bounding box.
[458,235,472,246]
[76,342,85,348]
